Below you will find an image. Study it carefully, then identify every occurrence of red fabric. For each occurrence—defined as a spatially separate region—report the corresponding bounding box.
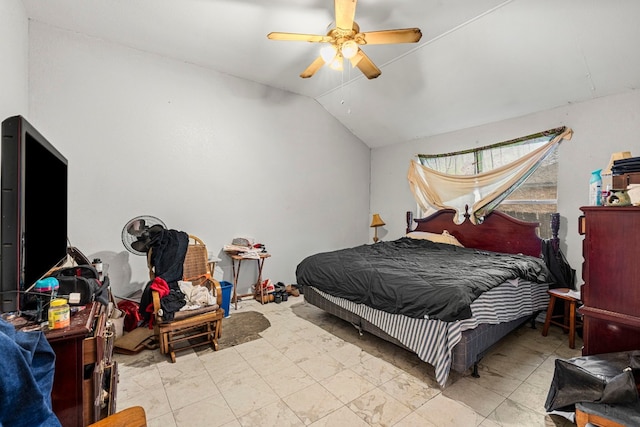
[145,277,170,328]
[117,300,142,332]
[150,277,170,297]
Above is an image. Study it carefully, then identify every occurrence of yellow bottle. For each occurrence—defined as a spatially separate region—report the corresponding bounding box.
[48,298,70,329]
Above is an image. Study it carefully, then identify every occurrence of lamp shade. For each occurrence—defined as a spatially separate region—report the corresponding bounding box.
[341,40,358,59]
[370,214,385,228]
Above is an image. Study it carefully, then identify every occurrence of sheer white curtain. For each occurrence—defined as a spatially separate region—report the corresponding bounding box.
[407,128,573,224]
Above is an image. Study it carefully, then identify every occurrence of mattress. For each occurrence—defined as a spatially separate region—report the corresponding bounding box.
[296,237,552,321]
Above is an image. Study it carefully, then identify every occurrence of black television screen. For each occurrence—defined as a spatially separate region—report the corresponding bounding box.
[1,115,68,313]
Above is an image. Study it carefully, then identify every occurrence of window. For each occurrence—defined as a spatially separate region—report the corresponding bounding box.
[414,128,568,238]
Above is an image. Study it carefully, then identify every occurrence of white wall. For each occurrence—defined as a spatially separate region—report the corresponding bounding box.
[0,0,28,120]
[371,89,640,286]
[26,22,371,299]
[7,9,637,300]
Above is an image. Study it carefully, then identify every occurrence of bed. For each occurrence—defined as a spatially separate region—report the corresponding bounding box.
[296,208,560,387]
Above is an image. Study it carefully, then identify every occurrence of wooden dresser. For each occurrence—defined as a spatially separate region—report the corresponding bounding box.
[46,302,118,426]
[578,206,640,355]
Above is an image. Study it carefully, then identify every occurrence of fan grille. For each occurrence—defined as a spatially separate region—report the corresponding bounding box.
[121,215,167,256]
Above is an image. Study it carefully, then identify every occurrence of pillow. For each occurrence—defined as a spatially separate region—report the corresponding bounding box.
[406,230,464,247]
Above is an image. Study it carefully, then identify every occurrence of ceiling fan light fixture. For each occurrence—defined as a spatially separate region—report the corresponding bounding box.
[320,44,337,63]
[329,54,344,71]
[341,40,358,59]
[267,0,422,79]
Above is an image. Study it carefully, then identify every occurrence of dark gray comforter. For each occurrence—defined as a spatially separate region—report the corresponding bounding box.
[295,237,553,322]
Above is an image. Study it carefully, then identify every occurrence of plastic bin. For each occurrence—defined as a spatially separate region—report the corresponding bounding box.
[219,281,233,318]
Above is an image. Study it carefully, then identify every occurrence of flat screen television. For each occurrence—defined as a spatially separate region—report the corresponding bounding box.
[1,115,68,313]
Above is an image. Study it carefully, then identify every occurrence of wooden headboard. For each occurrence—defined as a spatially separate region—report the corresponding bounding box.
[406,207,559,257]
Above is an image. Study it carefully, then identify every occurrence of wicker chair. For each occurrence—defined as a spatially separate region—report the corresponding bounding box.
[148,234,224,362]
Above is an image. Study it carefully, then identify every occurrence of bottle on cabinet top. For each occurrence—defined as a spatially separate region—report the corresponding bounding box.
[589,169,602,206]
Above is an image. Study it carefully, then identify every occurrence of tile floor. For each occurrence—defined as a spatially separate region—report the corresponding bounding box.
[114,297,583,427]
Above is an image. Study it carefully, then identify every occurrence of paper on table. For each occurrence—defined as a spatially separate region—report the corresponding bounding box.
[566,289,581,300]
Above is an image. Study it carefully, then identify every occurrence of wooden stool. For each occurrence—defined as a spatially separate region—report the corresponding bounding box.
[541,287,583,349]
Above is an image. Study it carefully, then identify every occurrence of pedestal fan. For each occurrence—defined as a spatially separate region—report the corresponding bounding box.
[121,215,167,256]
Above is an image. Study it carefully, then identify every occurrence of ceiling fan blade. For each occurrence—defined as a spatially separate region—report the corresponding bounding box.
[350,49,381,79]
[300,56,326,78]
[267,32,330,43]
[335,0,357,30]
[360,28,423,45]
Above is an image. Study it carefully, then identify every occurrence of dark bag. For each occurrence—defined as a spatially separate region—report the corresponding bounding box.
[545,351,640,412]
[50,265,108,305]
[542,239,576,289]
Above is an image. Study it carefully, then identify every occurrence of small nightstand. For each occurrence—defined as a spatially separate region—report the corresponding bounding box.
[228,253,271,309]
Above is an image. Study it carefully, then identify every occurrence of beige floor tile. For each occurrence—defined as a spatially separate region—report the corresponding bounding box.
[172,395,237,427]
[486,398,560,427]
[320,368,378,404]
[298,351,348,381]
[158,356,210,384]
[327,341,373,368]
[525,356,558,390]
[413,394,485,426]
[392,411,440,427]
[259,362,318,398]
[478,417,502,427]
[443,377,506,417]
[234,335,280,363]
[115,363,163,400]
[114,299,577,427]
[281,338,326,363]
[236,400,303,427]
[117,385,172,422]
[507,381,550,416]
[313,331,356,353]
[348,388,413,427]
[378,372,440,411]
[350,356,403,386]
[309,406,371,427]
[218,373,280,417]
[480,343,547,382]
[146,411,177,427]
[201,349,258,388]
[553,341,584,360]
[164,373,221,411]
[463,367,523,398]
[282,382,345,425]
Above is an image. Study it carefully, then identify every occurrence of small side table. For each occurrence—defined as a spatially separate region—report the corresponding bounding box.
[207,257,221,278]
[228,253,271,310]
[541,287,583,349]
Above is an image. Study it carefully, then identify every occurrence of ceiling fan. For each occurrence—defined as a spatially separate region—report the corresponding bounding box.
[267,0,422,80]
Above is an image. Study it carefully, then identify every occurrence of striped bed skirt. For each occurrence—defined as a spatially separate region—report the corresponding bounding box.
[304,280,550,387]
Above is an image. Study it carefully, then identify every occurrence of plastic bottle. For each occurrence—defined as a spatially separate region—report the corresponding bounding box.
[48,298,70,329]
[589,169,602,206]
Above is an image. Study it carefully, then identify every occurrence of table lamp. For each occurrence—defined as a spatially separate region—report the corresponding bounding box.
[370,213,385,243]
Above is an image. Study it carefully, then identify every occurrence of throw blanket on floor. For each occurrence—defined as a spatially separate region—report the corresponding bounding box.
[296,237,552,322]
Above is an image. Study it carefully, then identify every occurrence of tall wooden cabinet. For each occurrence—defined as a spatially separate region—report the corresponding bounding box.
[578,206,640,355]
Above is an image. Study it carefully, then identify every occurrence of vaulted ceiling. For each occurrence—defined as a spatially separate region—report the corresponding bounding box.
[22,0,640,148]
